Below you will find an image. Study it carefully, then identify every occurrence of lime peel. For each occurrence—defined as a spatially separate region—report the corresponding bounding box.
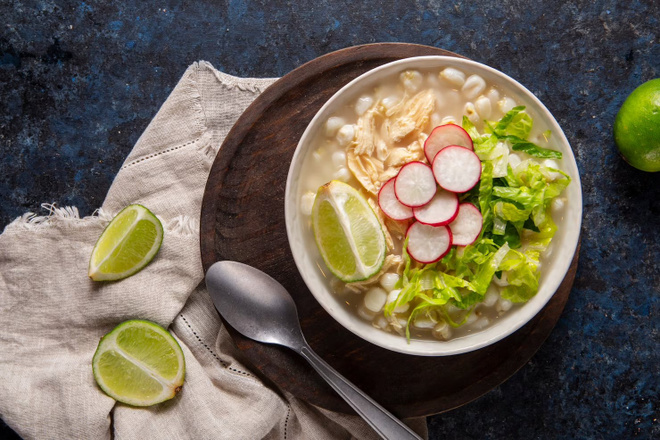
[89,204,163,281]
[92,320,185,407]
[614,78,660,172]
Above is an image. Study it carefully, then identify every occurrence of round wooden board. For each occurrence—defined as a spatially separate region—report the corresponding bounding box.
[200,43,579,418]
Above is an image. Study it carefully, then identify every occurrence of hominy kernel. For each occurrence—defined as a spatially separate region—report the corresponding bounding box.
[462,75,486,99]
[475,95,492,119]
[440,67,466,88]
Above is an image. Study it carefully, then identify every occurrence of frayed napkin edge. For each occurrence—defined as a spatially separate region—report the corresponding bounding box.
[4,203,199,236]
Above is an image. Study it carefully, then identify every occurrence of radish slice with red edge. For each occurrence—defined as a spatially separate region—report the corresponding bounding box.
[394,161,437,207]
[449,203,483,246]
[406,222,453,264]
[432,145,482,193]
[378,177,414,221]
[413,189,459,226]
[424,124,474,163]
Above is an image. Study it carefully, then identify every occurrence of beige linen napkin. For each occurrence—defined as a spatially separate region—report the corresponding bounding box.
[0,61,427,440]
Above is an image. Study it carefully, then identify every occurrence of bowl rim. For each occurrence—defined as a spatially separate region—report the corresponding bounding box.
[285,55,583,356]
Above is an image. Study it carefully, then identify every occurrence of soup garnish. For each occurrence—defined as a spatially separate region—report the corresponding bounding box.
[305,67,570,341]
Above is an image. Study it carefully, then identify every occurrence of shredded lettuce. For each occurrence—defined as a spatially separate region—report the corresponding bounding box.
[498,247,540,303]
[505,135,563,159]
[465,107,563,160]
[478,161,494,237]
[383,109,571,341]
[461,116,481,140]
[493,222,522,249]
[492,106,533,139]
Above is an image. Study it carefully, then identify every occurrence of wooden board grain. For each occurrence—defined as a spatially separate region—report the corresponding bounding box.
[200,43,579,418]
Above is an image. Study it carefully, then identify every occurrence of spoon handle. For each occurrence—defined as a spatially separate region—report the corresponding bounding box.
[299,345,422,440]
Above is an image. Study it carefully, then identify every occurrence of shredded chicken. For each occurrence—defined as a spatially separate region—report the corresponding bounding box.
[384,147,411,168]
[384,140,425,169]
[418,132,429,146]
[385,89,435,142]
[375,139,389,162]
[352,108,377,156]
[386,313,406,336]
[376,167,400,183]
[384,217,410,241]
[408,139,425,159]
[382,94,406,117]
[345,90,434,197]
[346,150,383,195]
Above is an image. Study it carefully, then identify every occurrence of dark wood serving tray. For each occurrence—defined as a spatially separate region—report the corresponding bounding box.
[200,43,579,418]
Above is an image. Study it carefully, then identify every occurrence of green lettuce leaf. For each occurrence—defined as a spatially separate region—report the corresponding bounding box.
[504,135,563,159]
[492,222,522,249]
[487,107,562,159]
[478,161,494,238]
[493,106,527,135]
[502,111,533,139]
[461,116,481,140]
[494,201,531,222]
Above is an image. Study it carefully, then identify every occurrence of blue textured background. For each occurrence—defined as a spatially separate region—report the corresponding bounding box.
[1,1,658,438]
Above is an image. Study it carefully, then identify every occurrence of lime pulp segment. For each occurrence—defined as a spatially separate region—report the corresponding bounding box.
[312,180,386,282]
[92,320,185,407]
[89,204,163,281]
[316,199,358,277]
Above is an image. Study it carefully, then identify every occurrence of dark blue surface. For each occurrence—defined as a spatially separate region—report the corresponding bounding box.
[1,1,658,438]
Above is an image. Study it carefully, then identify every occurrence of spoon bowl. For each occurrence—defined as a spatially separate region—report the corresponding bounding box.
[205,260,305,350]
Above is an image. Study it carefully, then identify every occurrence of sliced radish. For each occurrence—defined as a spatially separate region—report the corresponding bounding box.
[424,124,474,163]
[378,178,414,221]
[412,189,459,226]
[432,146,482,193]
[394,161,437,208]
[406,222,453,264]
[449,203,483,246]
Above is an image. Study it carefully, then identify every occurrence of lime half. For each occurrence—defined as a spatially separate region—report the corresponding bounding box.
[89,204,163,281]
[312,180,386,282]
[92,320,185,406]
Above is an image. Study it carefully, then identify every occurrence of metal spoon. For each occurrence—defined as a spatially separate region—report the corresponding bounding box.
[205,261,422,440]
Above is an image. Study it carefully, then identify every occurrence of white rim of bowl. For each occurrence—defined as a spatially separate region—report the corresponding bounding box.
[285,55,583,356]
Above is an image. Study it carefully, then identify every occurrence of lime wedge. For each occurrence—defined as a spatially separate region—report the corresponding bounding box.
[92,320,185,406]
[312,180,386,282]
[89,204,163,281]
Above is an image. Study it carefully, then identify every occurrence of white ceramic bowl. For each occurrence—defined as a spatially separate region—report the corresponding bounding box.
[285,56,582,356]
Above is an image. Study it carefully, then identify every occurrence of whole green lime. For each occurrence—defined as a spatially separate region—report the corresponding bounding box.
[613,78,660,172]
